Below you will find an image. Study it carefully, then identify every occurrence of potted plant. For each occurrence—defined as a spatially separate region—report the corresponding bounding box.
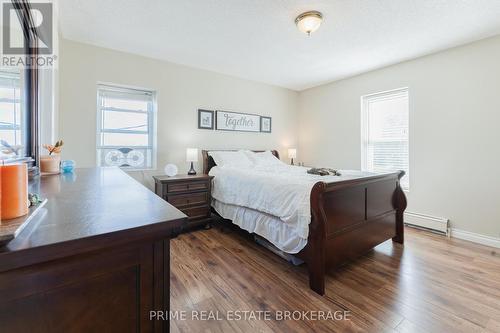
[40,140,64,174]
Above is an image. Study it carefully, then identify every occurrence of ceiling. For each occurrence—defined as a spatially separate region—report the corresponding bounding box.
[58,0,500,91]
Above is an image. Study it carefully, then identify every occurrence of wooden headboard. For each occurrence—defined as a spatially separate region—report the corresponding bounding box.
[202,150,280,174]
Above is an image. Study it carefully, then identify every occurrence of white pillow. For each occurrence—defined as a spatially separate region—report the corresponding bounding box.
[208,150,253,168]
[244,150,283,166]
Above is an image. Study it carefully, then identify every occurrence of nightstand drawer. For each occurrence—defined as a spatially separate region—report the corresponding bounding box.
[167,192,208,208]
[181,205,210,219]
[167,181,208,193]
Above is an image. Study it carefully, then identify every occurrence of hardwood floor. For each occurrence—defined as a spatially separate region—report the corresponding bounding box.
[170,224,500,332]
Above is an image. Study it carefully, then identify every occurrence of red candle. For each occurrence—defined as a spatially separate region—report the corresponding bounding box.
[0,164,29,220]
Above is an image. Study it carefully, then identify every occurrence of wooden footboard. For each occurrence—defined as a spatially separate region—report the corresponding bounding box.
[298,171,407,295]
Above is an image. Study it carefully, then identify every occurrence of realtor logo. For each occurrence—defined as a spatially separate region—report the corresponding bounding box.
[1,1,57,68]
[2,2,53,54]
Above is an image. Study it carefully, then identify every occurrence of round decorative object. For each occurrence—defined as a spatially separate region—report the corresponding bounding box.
[61,160,75,173]
[126,150,145,168]
[105,150,125,166]
[164,164,178,177]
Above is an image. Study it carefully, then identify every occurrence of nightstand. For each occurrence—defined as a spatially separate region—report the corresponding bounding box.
[153,174,214,231]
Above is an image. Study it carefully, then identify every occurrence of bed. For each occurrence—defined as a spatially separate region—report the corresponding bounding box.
[202,149,407,295]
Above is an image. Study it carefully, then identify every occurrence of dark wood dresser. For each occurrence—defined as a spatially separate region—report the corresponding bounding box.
[153,174,214,231]
[0,168,186,332]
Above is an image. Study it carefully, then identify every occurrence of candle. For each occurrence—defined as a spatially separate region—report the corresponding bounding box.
[0,164,29,220]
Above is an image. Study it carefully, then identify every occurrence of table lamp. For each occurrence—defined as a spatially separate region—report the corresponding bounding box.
[288,148,297,165]
[186,148,198,175]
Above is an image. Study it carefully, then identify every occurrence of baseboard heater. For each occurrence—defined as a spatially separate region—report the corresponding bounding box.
[404,212,450,236]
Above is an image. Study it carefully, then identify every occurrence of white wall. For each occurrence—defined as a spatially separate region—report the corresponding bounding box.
[39,19,60,146]
[39,67,58,144]
[298,35,500,238]
[59,39,298,188]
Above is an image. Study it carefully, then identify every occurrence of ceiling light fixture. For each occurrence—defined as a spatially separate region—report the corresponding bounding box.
[295,11,323,36]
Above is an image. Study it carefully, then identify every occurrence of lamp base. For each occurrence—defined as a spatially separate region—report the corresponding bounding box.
[291,158,294,165]
[188,162,197,175]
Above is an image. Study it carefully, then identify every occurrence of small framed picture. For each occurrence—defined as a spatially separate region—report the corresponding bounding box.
[260,116,272,133]
[198,109,214,129]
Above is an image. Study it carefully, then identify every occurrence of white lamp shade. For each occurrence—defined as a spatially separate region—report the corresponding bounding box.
[288,148,297,159]
[186,148,198,162]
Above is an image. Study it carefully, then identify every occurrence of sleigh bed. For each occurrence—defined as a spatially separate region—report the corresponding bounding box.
[202,149,407,295]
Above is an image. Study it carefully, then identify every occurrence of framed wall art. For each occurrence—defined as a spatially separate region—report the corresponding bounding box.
[198,109,214,129]
[260,116,272,133]
[215,110,261,132]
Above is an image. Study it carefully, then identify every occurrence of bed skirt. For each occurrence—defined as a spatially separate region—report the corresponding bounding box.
[212,199,308,254]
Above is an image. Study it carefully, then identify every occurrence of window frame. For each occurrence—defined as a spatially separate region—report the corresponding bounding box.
[96,83,157,171]
[0,1,39,173]
[361,87,410,191]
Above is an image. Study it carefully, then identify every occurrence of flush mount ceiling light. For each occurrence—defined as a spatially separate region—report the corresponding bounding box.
[295,11,323,36]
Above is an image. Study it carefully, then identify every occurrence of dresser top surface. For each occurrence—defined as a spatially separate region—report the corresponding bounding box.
[0,168,186,263]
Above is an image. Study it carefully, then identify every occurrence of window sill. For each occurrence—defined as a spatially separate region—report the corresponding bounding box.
[120,167,156,172]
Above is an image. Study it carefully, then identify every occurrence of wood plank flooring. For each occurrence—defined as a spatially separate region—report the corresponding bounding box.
[170,225,500,332]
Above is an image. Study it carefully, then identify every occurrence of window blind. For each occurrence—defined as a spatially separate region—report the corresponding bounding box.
[362,88,409,189]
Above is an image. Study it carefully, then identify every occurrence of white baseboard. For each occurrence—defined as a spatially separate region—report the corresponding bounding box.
[404,212,449,235]
[450,228,500,249]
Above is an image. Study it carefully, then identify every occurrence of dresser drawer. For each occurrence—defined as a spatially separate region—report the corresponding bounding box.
[181,205,211,220]
[167,181,208,193]
[167,192,208,208]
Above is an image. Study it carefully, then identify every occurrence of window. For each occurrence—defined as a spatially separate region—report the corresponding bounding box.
[0,69,24,161]
[1,3,42,172]
[361,88,409,189]
[97,84,156,170]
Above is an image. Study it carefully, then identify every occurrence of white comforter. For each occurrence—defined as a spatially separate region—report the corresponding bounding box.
[209,164,375,248]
